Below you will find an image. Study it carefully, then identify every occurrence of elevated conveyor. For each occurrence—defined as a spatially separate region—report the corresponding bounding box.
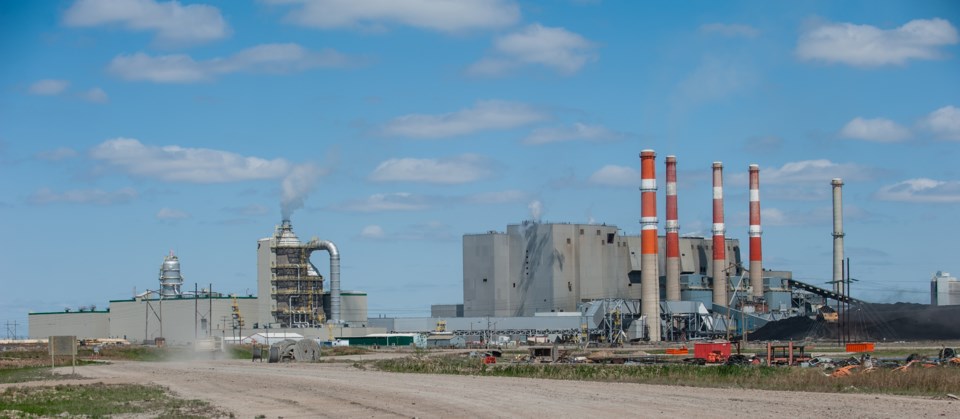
[786,278,861,304]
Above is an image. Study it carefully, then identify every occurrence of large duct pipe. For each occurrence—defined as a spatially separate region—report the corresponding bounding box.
[640,150,661,342]
[831,178,844,296]
[665,156,681,302]
[309,239,341,324]
[749,164,764,300]
[712,162,728,307]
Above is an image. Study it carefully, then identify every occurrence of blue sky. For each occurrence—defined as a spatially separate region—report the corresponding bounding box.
[2,0,959,332]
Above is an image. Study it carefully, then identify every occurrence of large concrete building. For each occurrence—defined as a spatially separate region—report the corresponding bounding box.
[463,222,742,317]
[931,271,960,306]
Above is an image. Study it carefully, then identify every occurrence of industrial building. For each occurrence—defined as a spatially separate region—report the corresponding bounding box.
[931,271,960,306]
[30,221,376,344]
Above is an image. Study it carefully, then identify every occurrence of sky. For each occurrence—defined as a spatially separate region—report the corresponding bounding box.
[2,0,959,335]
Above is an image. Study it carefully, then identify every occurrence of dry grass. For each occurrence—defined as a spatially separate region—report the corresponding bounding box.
[372,355,960,397]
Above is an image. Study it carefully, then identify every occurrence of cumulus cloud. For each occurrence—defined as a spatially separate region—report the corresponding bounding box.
[108,44,360,83]
[700,23,760,38]
[369,154,493,184]
[588,165,638,186]
[263,0,520,33]
[89,138,292,183]
[523,123,628,145]
[28,187,137,205]
[839,117,911,142]
[156,207,189,220]
[360,224,386,239]
[382,100,547,138]
[875,178,960,203]
[63,0,230,45]
[332,192,431,212]
[796,18,959,66]
[82,87,109,103]
[36,147,79,161]
[467,23,597,76]
[676,56,755,106]
[28,79,70,95]
[921,105,960,140]
[759,159,878,184]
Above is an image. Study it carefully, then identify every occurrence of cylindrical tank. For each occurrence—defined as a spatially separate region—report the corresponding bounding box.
[159,251,183,298]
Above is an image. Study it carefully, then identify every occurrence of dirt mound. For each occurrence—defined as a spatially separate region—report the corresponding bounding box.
[750,303,960,341]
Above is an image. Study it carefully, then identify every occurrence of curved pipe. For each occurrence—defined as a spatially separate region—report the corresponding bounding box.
[308,239,341,324]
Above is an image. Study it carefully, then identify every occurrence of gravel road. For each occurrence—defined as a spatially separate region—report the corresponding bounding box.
[46,358,958,418]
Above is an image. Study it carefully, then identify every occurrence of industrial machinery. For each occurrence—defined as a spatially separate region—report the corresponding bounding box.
[159,251,183,298]
[263,220,341,328]
[268,338,322,363]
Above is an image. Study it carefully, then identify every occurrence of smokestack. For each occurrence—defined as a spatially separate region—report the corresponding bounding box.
[665,156,680,302]
[712,162,728,307]
[832,178,844,296]
[640,150,661,342]
[749,164,764,300]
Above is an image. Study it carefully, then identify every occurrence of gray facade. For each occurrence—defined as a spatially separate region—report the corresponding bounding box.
[463,222,742,317]
[932,271,960,306]
[431,304,464,318]
[29,310,110,340]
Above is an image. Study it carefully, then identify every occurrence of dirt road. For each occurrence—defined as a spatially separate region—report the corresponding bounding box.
[50,359,956,418]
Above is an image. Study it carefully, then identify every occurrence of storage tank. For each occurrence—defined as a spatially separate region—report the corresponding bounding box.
[159,251,183,298]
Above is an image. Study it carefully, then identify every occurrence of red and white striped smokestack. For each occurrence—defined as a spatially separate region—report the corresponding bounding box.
[712,162,728,307]
[665,156,681,302]
[640,150,661,342]
[749,164,764,301]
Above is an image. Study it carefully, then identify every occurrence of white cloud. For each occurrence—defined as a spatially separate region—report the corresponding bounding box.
[676,56,754,105]
[467,23,597,76]
[156,207,190,220]
[63,0,229,45]
[796,18,959,66]
[263,0,520,33]
[760,159,877,184]
[29,79,70,95]
[839,117,911,142]
[360,224,386,239]
[82,87,109,103]
[700,23,760,38]
[36,147,79,161]
[369,154,493,184]
[588,165,638,186]
[90,138,292,183]
[333,192,431,212]
[108,44,359,83]
[464,190,528,204]
[921,105,960,140]
[382,100,547,138]
[875,178,960,203]
[28,187,137,205]
[523,123,628,145]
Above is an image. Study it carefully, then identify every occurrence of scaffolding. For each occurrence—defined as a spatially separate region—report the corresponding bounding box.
[270,222,326,328]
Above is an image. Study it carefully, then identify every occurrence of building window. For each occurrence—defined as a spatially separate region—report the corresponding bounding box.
[566,238,571,244]
[579,228,584,235]
[482,278,487,283]
[607,233,615,244]
[596,229,601,235]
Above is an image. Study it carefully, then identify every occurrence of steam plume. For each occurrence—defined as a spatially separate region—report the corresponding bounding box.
[281,163,323,220]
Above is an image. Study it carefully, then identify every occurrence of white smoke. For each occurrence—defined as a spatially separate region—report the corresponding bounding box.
[281,163,323,220]
[527,199,543,222]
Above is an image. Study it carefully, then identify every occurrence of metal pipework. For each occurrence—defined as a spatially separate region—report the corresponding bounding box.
[665,155,681,302]
[712,162,728,307]
[639,150,661,342]
[832,178,844,296]
[308,239,341,324]
[749,164,764,300]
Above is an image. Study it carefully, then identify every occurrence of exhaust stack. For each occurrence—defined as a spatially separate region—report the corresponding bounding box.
[832,178,844,296]
[712,162,728,307]
[640,150,661,342]
[665,156,681,302]
[749,164,764,300]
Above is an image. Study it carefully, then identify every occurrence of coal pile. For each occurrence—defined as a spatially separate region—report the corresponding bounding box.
[750,303,960,341]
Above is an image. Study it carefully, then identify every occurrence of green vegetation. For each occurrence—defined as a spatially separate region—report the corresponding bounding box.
[0,383,230,418]
[0,366,83,384]
[372,355,960,397]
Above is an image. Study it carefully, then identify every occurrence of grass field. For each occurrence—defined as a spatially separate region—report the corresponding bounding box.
[372,355,960,397]
[0,383,230,418]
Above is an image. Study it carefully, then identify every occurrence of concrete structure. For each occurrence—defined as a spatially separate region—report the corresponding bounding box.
[748,164,764,301]
[712,162,728,307]
[639,150,661,341]
[462,222,741,317]
[431,304,464,318]
[28,310,109,340]
[107,296,258,345]
[832,178,845,296]
[664,155,681,302]
[931,271,960,306]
